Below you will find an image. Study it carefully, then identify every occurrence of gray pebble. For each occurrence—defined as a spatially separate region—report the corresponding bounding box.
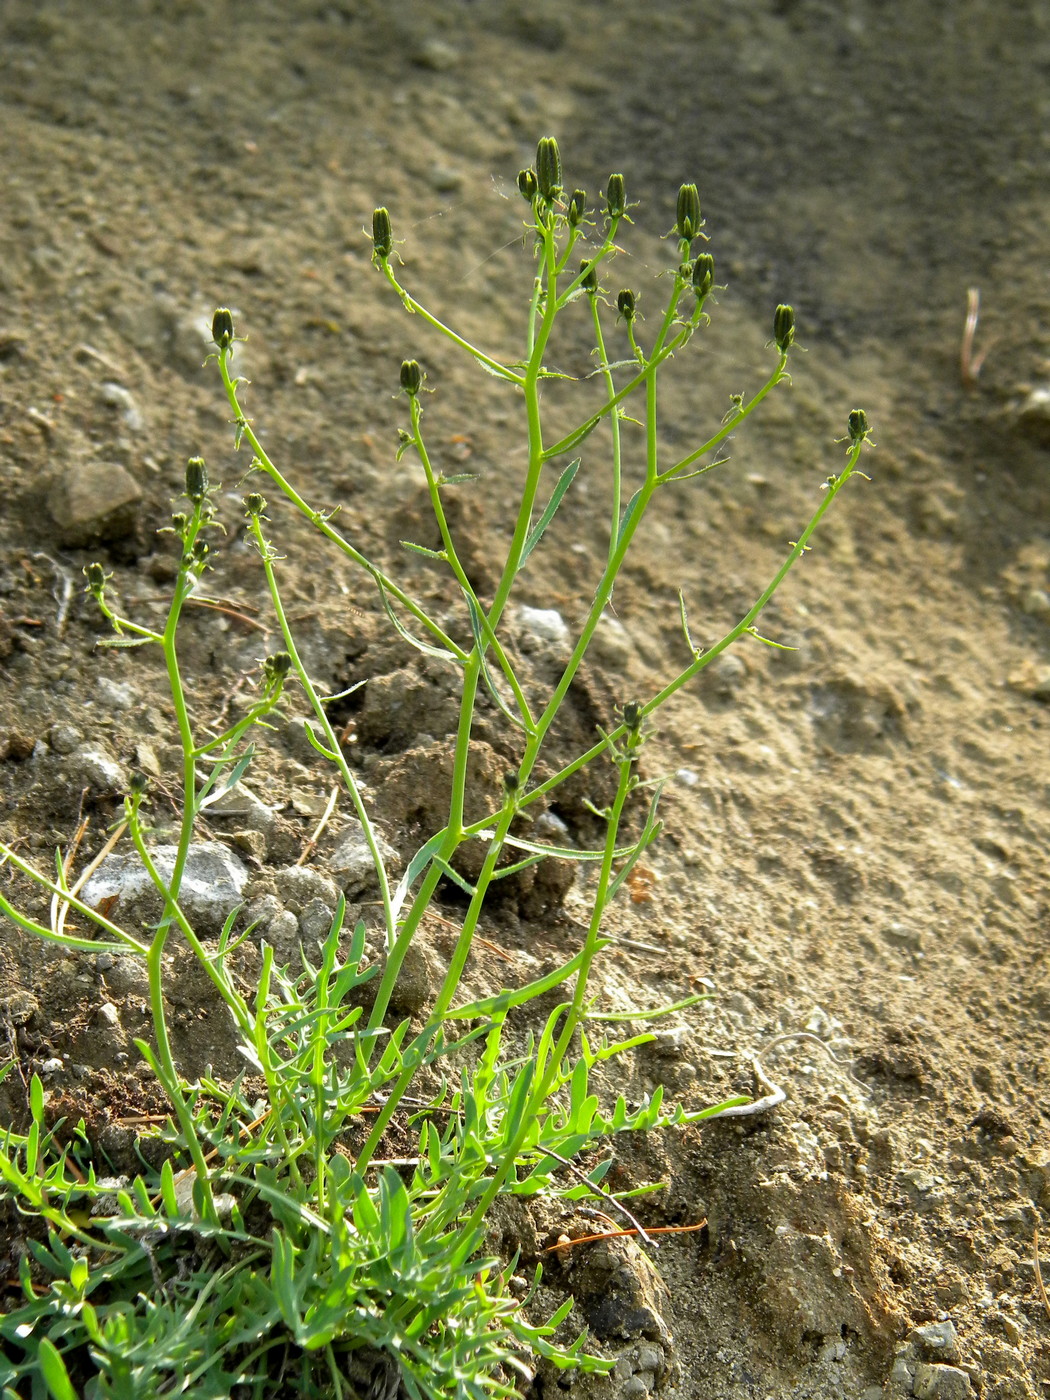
[267,910,300,952]
[329,821,399,897]
[515,605,570,646]
[47,458,143,546]
[82,842,249,936]
[299,897,336,943]
[49,722,83,755]
[913,1363,971,1400]
[97,1002,120,1027]
[65,746,126,792]
[911,1321,959,1362]
[272,865,340,914]
[99,382,144,432]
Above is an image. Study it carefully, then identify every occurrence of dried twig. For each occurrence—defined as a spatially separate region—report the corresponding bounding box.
[297,786,340,865]
[961,287,994,390]
[544,1220,707,1253]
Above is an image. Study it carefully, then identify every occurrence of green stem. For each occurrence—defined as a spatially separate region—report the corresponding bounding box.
[250,515,397,948]
[217,353,464,661]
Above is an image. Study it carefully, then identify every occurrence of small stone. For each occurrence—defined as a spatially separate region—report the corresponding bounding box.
[299,897,336,944]
[635,1347,663,1373]
[412,38,460,70]
[94,677,136,709]
[515,605,570,646]
[49,722,82,754]
[329,821,399,897]
[135,742,162,777]
[47,458,143,546]
[97,1002,120,1027]
[428,165,463,193]
[1014,386,1050,445]
[245,894,281,930]
[913,1363,971,1400]
[205,782,275,835]
[1022,588,1050,619]
[82,842,249,937]
[99,382,144,432]
[41,1058,65,1075]
[621,1379,651,1398]
[266,910,300,952]
[65,746,126,792]
[1,990,39,1026]
[272,865,340,915]
[590,612,634,668]
[389,940,432,1015]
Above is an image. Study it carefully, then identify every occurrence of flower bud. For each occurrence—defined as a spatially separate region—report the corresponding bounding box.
[567,189,587,227]
[265,651,292,685]
[579,260,598,293]
[773,304,796,354]
[129,772,149,796]
[606,173,626,219]
[535,137,563,203]
[244,492,267,516]
[675,183,702,241]
[692,252,714,298]
[372,207,393,260]
[617,289,637,322]
[185,456,209,503]
[400,359,423,396]
[517,168,538,202]
[622,700,643,732]
[191,539,210,564]
[211,308,234,350]
[847,408,870,443]
[84,562,106,594]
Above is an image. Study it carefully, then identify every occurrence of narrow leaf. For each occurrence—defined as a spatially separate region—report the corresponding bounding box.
[520,458,580,565]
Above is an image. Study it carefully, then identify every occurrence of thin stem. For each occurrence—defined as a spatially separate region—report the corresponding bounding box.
[216,353,465,662]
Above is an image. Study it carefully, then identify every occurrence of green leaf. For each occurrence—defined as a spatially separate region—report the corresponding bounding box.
[615,487,644,548]
[399,540,448,560]
[520,458,580,565]
[37,1338,77,1400]
[463,593,530,734]
[376,577,460,663]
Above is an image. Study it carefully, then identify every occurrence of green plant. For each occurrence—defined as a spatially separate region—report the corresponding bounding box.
[0,140,871,1397]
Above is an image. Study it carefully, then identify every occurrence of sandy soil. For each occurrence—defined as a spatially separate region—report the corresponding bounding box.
[1,2,1049,1397]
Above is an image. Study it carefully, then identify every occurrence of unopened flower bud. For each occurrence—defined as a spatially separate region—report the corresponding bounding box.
[773,304,796,354]
[580,260,598,293]
[675,183,702,241]
[535,137,563,203]
[567,189,587,227]
[191,539,210,564]
[617,289,637,322]
[264,651,292,689]
[185,457,209,503]
[400,359,423,396]
[84,562,106,594]
[244,492,267,516]
[622,700,644,732]
[503,771,520,794]
[606,173,626,219]
[517,168,538,202]
[129,772,149,796]
[847,408,870,443]
[372,207,393,260]
[211,308,234,350]
[692,253,714,298]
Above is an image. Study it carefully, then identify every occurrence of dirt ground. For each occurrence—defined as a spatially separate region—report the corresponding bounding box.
[1,1,1049,1397]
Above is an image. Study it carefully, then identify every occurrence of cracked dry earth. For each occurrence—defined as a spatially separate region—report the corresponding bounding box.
[2,1,1050,1397]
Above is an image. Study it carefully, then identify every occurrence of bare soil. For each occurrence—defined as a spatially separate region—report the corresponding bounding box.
[1,2,1049,1398]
